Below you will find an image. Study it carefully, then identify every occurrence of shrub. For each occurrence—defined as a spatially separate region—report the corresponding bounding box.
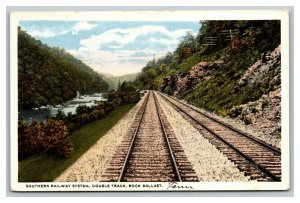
[18,119,44,159]
[76,105,90,115]
[54,101,119,132]
[107,90,140,105]
[41,119,73,158]
[18,118,73,160]
[65,90,138,134]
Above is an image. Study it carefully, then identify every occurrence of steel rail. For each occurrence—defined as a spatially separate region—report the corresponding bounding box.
[159,92,281,156]
[117,92,150,182]
[157,92,281,181]
[153,91,182,182]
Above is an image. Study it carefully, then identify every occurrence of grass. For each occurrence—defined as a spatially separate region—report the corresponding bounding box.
[184,47,265,115]
[18,104,135,182]
[176,45,228,74]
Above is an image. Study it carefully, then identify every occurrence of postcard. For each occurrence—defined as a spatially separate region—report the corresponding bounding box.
[10,10,289,191]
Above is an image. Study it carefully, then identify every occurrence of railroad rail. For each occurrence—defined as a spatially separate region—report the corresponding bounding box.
[158,91,281,181]
[101,91,198,182]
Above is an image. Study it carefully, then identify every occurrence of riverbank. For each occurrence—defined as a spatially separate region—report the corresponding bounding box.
[19,93,106,122]
[55,94,146,182]
[18,104,135,182]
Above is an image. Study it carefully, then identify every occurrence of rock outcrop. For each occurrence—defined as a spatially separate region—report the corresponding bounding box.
[238,45,281,89]
[230,45,281,138]
[161,45,281,139]
[160,60,223,95]
[229,88,281,138]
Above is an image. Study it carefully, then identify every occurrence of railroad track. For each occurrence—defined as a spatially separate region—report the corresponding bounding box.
[101,91,198,182]
[157,91,281,181]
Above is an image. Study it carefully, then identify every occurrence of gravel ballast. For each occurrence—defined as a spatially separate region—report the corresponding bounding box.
[176,97,280,149]
[56,91,251,182]
[155,92,250,181]
[55,95,147,182]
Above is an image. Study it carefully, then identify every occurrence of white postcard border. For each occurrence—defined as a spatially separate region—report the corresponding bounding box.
[10,9,290,192]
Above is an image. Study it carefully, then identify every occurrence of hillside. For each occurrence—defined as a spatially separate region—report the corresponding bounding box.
[99,72,139,90]
[134,20,281,137]
[18,27,109,109]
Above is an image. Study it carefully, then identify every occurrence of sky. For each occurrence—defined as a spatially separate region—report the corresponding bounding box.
[20,21,200,76]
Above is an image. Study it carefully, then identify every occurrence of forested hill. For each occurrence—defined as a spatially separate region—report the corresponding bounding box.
[135,20,281,115]
[18,27,109,109]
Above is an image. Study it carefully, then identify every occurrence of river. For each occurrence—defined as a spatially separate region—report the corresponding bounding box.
[19,93,106,122]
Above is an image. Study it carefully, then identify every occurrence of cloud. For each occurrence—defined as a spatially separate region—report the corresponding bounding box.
[69,25,195,75]
[68,47,168,76]
[68,48,143,76]
[71,21,98,35]
[79,25,192,50]
[148,37,179,46]
[28,28,69,38]
[25,21,98,38]
[21,20,199,76]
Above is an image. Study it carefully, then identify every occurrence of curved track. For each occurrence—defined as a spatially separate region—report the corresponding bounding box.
[158,92,281,181]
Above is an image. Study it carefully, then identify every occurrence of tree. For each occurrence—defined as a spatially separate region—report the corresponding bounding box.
[18,28,109,109]
[176,32,196,63]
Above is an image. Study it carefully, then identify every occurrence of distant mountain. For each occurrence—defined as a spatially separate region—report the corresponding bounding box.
[18,27,109,109]
[98,72,115,78]
[99,72,139,90]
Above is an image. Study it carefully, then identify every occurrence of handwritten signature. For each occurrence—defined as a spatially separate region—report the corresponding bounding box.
[167,182,193,190]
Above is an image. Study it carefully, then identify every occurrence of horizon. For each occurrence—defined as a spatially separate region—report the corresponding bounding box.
[20,21,200,76]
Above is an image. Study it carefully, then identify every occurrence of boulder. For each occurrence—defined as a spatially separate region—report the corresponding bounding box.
[229,88,281,137]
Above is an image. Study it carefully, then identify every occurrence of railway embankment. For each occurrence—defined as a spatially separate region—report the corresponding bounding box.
[55,90,281,182]
[155,92,250,181]
[160,45,281,147]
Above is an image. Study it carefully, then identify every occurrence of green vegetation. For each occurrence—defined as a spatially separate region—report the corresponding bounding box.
[17,25,141,182]
[99,72,138,90]
[185,38,279,114]
[134,20,280,114]
[18,27,109,109]
[18,104,135,182]
[18,119,73,160]
[18,78,140,181]
[18,83,140,160]
[17,20,281,181]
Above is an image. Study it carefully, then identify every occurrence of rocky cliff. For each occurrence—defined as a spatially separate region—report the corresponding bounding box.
[160,60,223,95]
[237,45,281,89]
[229,45,281,138]
[161,45,281,138]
